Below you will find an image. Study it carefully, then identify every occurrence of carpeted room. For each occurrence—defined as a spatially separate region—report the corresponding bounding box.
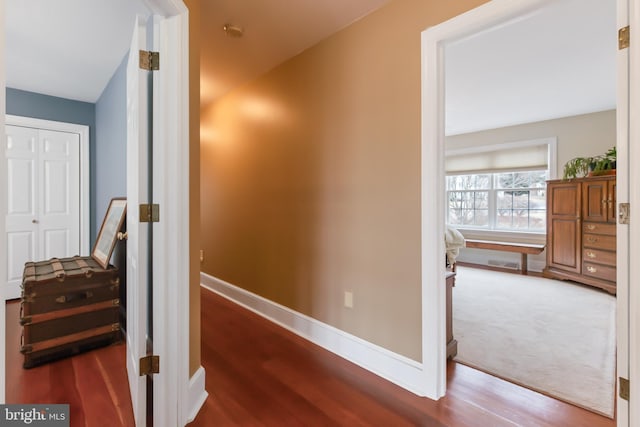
[451,266,616,417]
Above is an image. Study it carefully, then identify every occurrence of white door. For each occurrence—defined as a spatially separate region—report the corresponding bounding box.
[616,2,629,426]
[624,0,640,424]
[5,124,80,300]
[126,15,150,427]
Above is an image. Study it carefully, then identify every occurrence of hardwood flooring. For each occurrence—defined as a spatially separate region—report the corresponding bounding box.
[189,288,615,427]
[5,300,135,426]
[6,288,616,427]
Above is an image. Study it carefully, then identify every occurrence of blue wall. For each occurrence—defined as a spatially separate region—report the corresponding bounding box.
[6,88,98,244]
[95,54,128,230]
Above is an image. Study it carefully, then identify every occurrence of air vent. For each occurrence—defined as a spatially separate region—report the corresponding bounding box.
[488,260,520,270]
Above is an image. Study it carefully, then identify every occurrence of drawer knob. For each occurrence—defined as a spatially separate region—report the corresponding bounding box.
[587,224,596,231]
[587,266,597,273]
[587,237,598,243]
[587,251,596,259]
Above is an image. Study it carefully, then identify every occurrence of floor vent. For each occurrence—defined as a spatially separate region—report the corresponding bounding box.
[488,260,520,270]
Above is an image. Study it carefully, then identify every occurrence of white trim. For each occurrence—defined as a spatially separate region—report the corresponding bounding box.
[421,0,561,401]
[200,273,428,396]
[5,115,91,255]
[627,0,640,426]
[144,0,192,426]
[616,1,631,426]
[187,366,208,423]
[0,0,6,402]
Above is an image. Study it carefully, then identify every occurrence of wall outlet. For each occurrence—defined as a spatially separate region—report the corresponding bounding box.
[200,250,204,262]
[344,291,354,309]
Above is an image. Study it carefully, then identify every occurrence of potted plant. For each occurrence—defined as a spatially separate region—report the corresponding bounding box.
[562,146,616,180]
[589,146,616,176]
[562,157,592,180]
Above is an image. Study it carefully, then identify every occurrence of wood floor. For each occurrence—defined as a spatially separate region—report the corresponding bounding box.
[6,289,616,426]
[189,288,615,427]
[4,300,135,426]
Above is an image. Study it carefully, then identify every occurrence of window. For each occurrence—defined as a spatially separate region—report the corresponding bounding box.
[446,170,548,232]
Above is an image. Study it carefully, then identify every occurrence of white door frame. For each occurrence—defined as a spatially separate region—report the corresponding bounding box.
[1,0,6,404]
[5,115,91,257]
[144,0,192,425]
[616,0,631,425]
[421,2,636,426]
[627,0,640,425]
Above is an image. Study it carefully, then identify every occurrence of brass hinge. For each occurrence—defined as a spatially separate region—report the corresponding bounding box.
[620,377,630,401]
[139,355,160,376]
[619,203,630,225]
[139,204,160,223]
[619,26,630,50]
[139,50,160,70]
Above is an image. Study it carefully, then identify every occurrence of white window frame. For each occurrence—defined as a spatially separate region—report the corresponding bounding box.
[446,169,549,232]
[444,137,556,240]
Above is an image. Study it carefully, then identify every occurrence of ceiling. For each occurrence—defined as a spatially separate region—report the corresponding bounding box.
[5,0,150,103]
[5,0,617,135]
[445,0,617,135]
[199,0,392,105]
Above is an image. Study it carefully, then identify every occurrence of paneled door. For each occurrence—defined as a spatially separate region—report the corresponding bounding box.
[5,124,80,300]
[126,15,151,426]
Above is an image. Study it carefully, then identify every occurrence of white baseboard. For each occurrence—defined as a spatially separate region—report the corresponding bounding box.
[200,272,428,397]
[187,366,208,423]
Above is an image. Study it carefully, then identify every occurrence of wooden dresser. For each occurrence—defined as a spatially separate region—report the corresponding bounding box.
[543,176,616,294]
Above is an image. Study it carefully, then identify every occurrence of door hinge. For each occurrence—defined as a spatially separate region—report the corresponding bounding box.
[139,355,160,376]
[620,377,630,401]
[619,202,630,225]
[139,50,160,71]
[619,26,630,50]
[139,204,160,223]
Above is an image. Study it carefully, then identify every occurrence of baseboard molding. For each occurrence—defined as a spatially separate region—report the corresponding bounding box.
[187,366,208,423]
[200,272,428,397]
[456,261,544,277]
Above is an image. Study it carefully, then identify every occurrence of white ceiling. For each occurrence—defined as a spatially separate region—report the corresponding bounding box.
[5,0,617,135]
[5,0,150,103]
[445,0,617,135]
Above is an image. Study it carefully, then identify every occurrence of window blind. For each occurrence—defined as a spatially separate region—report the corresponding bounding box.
[445,142,549,175]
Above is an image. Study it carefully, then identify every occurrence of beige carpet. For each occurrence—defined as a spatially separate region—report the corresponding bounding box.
[452,266,616,417]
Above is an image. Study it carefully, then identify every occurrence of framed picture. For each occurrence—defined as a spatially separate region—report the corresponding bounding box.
[92,198,127,269]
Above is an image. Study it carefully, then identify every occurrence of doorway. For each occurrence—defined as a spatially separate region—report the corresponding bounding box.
[421,0,632,424]
[2,1,193,424]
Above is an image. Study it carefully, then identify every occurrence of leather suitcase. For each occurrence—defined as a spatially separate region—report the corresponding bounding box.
[20,256,121,368]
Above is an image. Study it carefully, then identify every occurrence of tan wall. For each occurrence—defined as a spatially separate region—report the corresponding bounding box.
[200,0,488,361]
[185,0,201,377]
[446,110,617,178]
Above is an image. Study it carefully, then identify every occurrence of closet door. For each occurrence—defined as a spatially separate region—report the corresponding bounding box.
[38,129,80,259]
[5,124,80,299]
[5,125,38,300]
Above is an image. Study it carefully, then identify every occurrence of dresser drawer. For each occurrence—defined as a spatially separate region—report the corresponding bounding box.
[583,248,616,267]
[583,222,616,236]
[583,262,616,282]
[583,233,616,251]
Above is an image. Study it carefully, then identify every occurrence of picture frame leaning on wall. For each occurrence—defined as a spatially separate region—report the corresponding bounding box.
[92,198,127,269]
